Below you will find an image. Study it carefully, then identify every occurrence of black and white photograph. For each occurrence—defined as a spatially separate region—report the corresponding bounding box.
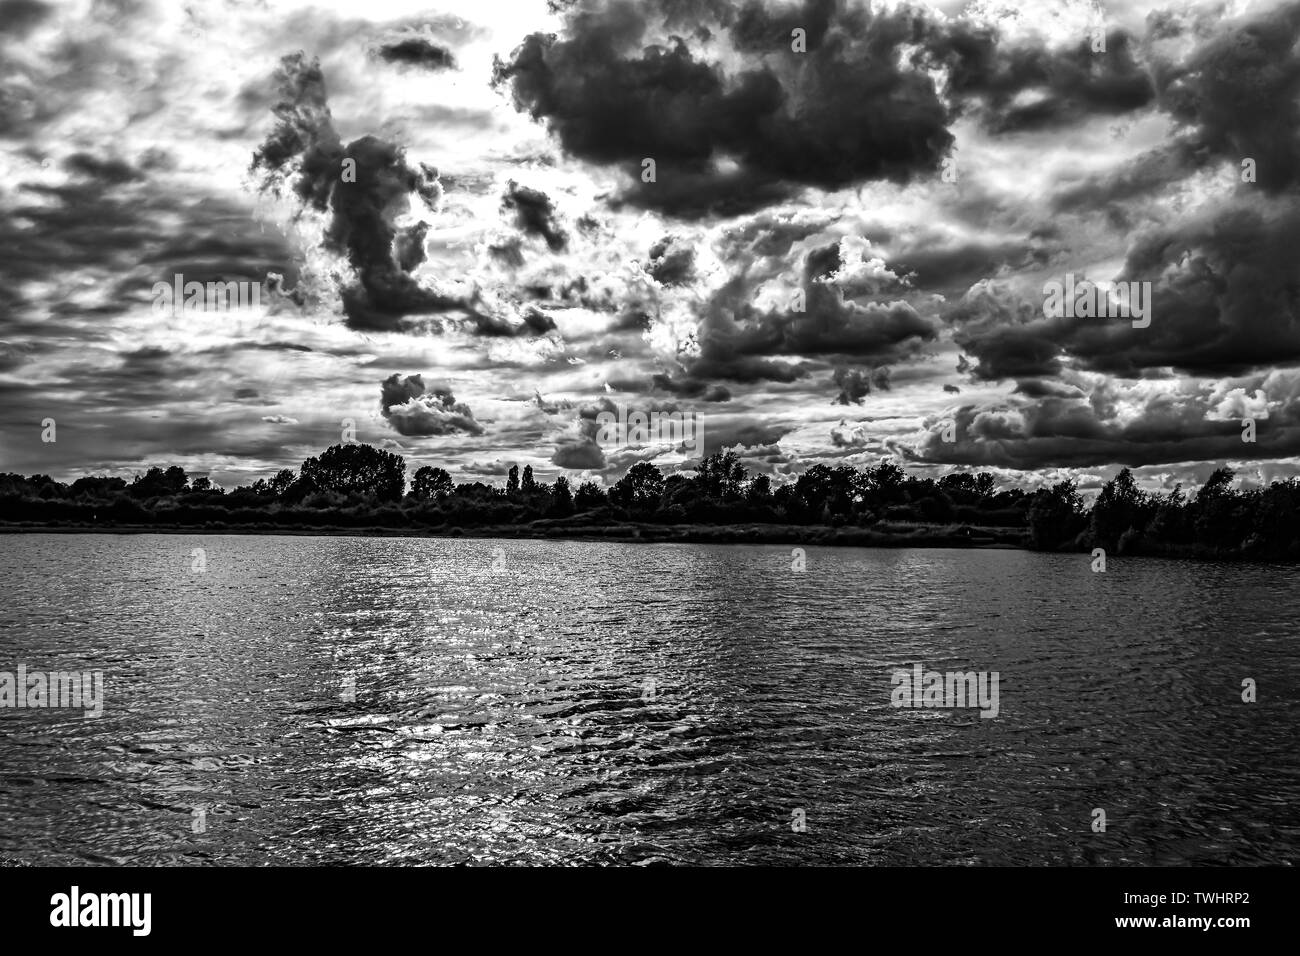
[0,0,1294,929]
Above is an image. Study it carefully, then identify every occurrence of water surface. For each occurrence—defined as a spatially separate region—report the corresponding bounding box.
[0,534,1296,865]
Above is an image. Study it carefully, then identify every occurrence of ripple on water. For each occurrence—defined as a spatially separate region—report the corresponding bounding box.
[0,535,1297,865]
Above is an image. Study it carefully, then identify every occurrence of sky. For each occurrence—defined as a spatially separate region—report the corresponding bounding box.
[2,0,1299,495]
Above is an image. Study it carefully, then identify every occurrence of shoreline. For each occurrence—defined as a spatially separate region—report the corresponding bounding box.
[4,521,1292,562]
[0,520,1027,549]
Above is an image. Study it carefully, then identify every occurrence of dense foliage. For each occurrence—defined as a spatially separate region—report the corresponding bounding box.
[2,444,1294,559]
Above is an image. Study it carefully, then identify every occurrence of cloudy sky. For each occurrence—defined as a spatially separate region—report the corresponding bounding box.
[3,0,1299,494]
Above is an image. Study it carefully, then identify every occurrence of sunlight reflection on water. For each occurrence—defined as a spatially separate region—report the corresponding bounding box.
[1,534,1297,865]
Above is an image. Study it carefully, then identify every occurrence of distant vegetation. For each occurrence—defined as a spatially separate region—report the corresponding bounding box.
[2,443,1297,559]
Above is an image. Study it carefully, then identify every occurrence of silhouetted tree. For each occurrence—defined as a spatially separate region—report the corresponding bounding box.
[300,444,405,501]
[411,466,454,501]
[551,476,573,515]
[574,480,607,511]
[130,466,187,499]
[612,462,663,509]
[164,466,188,493]
[268,469,296,497]
[1192,467,1240,550]
[10,442,1300,560]
[695,451,746,499]
[1027,479,1083,551]
[1089,468,1149,551]
[864,459,905,506]
[70,476,127,498]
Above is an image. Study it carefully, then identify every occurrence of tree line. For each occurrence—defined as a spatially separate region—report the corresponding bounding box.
[2,442,1296,558]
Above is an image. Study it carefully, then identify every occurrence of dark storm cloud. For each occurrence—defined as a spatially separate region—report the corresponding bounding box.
[0,340,42,373]
[735,250,938,360]
[672,242,937,396]
[250,54,441,323]
[63,152,142,183]
[804,240,842,281]
[717,209,842,261]
[1050,3,1300,211]
[0,0,51,36]
[700,418,794,457]
[646,236,696,286]
[833,366,890,405]
[50,346,228,408]
[649,373,731,402]
[1050,142,1200,213]
[376,38,457,70]
[683,351,809,385]
[728,0,838,51]
[912,390,1300,471]
[888,232,1051,296]
[252,53,550,336]
[495,0,1162,217]
[133,201,299,291]
[951,202,1300,382]
[1013,379,1085,400]
[464,459,515,476]
[553,441,607,470]
[941,29,1154,133]
[1098,204,1300,376]
[0,178,148,311]
[501,180,568,251]
[494,0,958,215]
[488,304,553,338]
[609,167,796,219]
[1153,1,1300,193]
[0,163,294,320]
[605,306,650,330]
[551,397,614,470]
[933,0,1300,482]
[380,373,485,437]
[487,237,525,269]
[394,221,429,273]
[729,441,799,474]
[603,370,727,399]
[660,235,935,400]
[953,318,1065,382]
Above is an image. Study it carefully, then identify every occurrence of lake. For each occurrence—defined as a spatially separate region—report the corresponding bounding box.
[0,533,1296,865]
